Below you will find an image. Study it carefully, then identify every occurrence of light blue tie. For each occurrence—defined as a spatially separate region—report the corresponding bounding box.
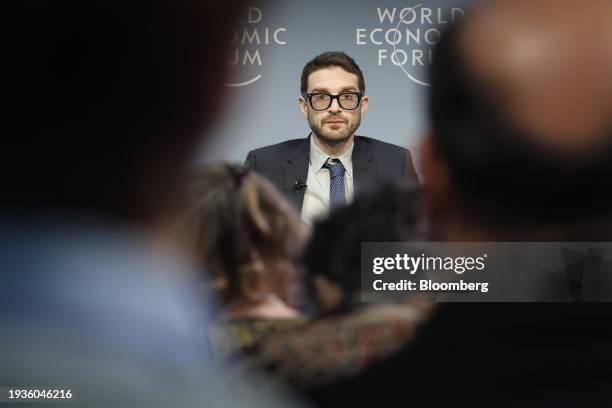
[324,158,346,209]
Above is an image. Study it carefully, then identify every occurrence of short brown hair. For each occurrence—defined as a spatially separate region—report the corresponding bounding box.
[300,51,365,94]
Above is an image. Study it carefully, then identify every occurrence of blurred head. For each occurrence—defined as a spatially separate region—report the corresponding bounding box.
[184,163,307,306]
[421,0,612,240]
[8,1,246,226]
[299,52,369,150]
[303,181,426,313]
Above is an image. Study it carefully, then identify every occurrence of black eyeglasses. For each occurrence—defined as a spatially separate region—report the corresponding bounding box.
[304,92,363,111]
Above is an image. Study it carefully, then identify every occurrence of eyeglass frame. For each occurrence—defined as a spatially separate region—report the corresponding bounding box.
[303,91,364,111]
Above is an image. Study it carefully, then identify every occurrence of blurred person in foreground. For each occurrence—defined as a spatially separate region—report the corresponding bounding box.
[181,163,308,359]
[1,2,300,407]
[245,181,433,389]
[307,0,612,406]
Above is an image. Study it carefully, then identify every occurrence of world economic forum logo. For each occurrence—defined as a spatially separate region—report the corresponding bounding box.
[356,3,464,86]
[226,7,287,88]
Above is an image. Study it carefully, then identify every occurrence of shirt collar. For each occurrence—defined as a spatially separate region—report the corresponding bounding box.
[309,135,354,177]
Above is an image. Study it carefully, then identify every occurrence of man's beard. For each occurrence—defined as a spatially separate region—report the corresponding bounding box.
[308,113,361,146]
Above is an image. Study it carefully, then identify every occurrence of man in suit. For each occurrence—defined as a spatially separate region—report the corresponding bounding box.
[245,51,417,226]
[307,0,612,406]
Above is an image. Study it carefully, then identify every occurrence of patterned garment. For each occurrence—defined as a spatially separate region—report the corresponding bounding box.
[210,317,308,360]
[246,302,434,389]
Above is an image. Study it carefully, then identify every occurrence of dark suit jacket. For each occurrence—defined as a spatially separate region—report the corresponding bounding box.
[244,135,418,211]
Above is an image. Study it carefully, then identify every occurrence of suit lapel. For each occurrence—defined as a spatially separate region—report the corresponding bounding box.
[279,135,376,212]
[352,136,377,194]
[281,136,310,211]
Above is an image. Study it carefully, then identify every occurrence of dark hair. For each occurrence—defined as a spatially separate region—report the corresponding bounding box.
[7,1,245,223]
[184,163,306,304]
[428,23,612,229]
[300,51,365,94]
[302,181,426,308]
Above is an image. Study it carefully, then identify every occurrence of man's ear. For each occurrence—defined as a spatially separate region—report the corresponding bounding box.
[299,96,308,120]
[360,95,369,115]
[418,135,452,226]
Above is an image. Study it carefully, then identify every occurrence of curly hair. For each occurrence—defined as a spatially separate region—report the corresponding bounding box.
[183,163,307,305]
[302,180,426,307]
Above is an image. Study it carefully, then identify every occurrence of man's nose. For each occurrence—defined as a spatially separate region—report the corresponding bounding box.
[328,97,341,113]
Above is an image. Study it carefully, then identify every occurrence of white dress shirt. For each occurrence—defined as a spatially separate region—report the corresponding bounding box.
[300,136,354,227]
